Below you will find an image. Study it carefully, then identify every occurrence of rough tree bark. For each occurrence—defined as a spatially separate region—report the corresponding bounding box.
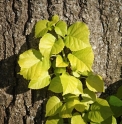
[0,0,122,124]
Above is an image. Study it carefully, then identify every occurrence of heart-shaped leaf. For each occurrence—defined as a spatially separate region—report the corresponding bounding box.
[55,21,67,37]
[86,75,104,92]
[56,55,68,67]
[71,113,86,124]
[18,49,50,80]
[46,96,62,116]
[68,47,94,72]
[39,33,64,57]
[65,22,91,51]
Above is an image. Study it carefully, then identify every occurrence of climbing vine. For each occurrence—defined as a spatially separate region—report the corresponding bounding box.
[18,15,120,124]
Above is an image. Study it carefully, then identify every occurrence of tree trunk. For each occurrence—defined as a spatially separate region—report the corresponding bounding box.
[0,0,122,123]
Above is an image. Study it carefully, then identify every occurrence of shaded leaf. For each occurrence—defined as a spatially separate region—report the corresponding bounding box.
[116,86,122,99]
[46,115,63,124]
[88,98,113,123]
[48,76,63,93]
[82,88,97,104]
[101,116,117,124]
[107,95,122,117]
[86,75,104,92]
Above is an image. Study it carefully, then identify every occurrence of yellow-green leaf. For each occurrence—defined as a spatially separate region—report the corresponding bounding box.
[46,96,62,117]
[47,15,59,27]
[18,49,50,80]
[48,76,63,93]
[60,73,83,95]
[68,47,94,72]
[86,75,104,92]
[82,88,97,104]
[71,113,86,124]
[28,71,50,89]
[35,20,49,38]
[56,55,68,67]
[65,22,91,51]
[55,21,67,37]
[46,115,63,124]
[39,33,64,57]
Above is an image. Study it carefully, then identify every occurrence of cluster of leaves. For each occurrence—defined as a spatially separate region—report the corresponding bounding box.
[18,15,120,124]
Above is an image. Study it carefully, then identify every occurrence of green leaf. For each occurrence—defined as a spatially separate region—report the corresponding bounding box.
[39,33,64,57]
[18,49,50,80]
[56,55,68,67]
[28,71,50,89]
[61,73,83,95]
[71,113,86,124]
[46,115,63,124]
[48,76,63,93]
[88,98,113,123]
[68,47,94,72]
[107,95,122,117]
[49,73,83,95]
[82,88,97,104]
[55,21,67,37]
[101,116,117,124]
[46,96,62,117]
[35,20,49,38]
[86,75,104,92]
[65,22,91,51]
[116,85,122,99]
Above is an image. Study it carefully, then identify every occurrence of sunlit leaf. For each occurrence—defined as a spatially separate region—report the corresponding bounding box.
[88,98,113,123]
[65,22,91,51]
[55,21,67,37]
[35,20,49,38]
[56,55,68,67]
[47,15,59,27]
[60,73,83,95]
[107,95,122,117]
[39,33,64,57]
[46,96,62,116]
[71,113,86,124]
[68,47,94,72]
[18,49,50,80]
[86,75,104,92]
[28,71,50,89]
